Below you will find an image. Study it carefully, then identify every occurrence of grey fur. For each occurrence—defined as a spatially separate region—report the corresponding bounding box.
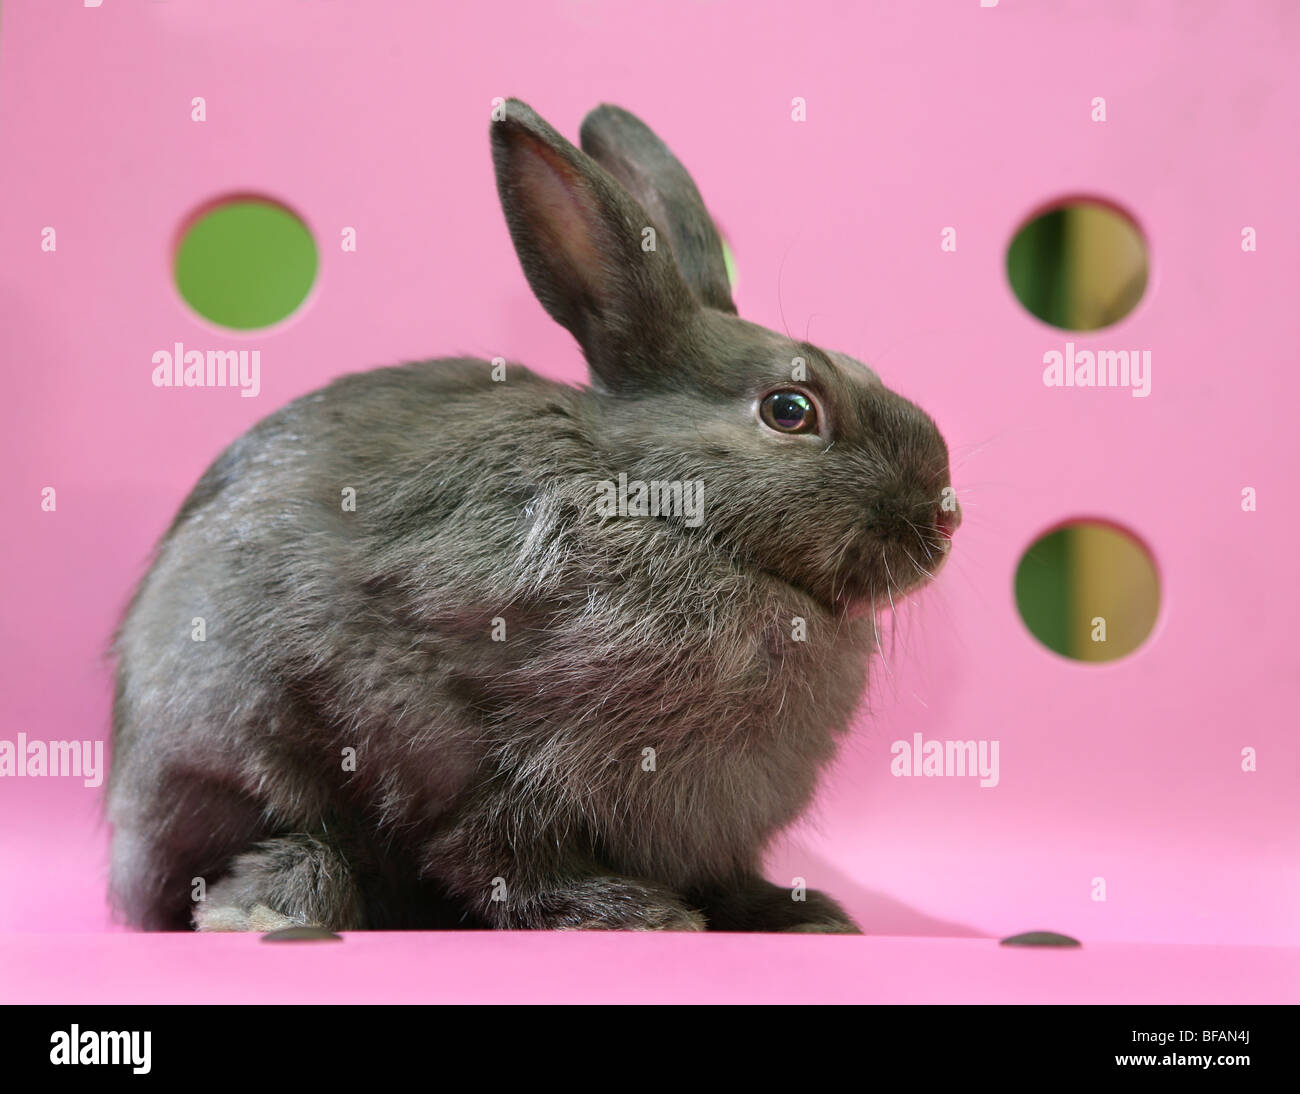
[107,99,957,933]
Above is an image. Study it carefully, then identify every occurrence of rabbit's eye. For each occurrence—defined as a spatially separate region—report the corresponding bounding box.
[760,391,818,434]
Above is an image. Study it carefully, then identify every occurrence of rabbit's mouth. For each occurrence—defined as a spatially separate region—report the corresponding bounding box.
[749,539,949,618]
[834,492,959,610]
[705,500,955,616]
[753,566,840,616]
[829,535,954,616]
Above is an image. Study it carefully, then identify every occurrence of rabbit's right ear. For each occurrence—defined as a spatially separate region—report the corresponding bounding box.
[579,104,736,315]
[491,99,698,392]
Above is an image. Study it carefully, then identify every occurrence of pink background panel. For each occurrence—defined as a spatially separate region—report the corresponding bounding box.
[1,1,1297,1000]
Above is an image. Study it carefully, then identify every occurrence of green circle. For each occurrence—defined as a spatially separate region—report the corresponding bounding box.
[175,199,318,330]
[1006,202,1148,331]
[1014,522,1159,663]
[721,238,738,290]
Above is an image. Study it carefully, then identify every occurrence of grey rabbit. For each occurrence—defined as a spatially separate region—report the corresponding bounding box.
[108,99,959,933]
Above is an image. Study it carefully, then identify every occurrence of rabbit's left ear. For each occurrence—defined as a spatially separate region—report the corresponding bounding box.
[580,104,736,315]
[491,99,702,393]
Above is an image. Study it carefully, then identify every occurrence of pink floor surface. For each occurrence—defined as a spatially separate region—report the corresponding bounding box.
[3,932,1296,1005]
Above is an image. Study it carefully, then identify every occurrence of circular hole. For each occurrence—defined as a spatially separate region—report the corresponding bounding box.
[1006,201,1148,331]
[1015,520,1159,662]
[175,197,318,330]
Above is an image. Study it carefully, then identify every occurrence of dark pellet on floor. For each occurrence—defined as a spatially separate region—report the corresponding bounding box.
[999,930,1081,947]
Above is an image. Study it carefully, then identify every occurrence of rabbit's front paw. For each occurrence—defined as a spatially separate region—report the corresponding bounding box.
[693,877,861,933]
[783,918,863,934]
[504,877,707,931]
